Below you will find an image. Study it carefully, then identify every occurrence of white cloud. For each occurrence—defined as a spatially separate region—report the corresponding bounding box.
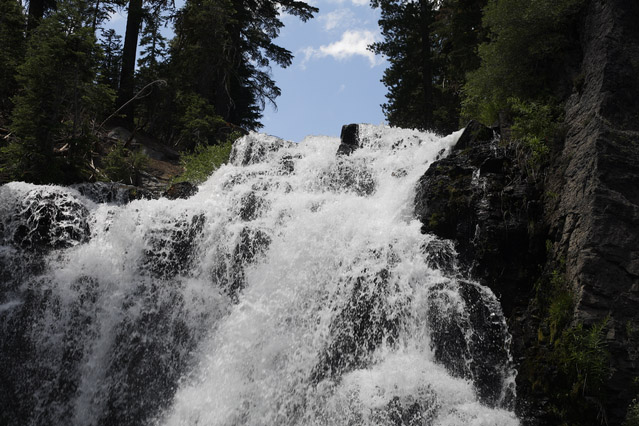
[301,30,383,67]
[319,8,355,31]
[108,10,125,23]
[326,0,369,7]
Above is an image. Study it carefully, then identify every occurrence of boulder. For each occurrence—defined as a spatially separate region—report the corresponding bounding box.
[414,123,546,316]
[5,188,91,251]
[229,133,293,166]
[163,182,198,200]
[337,123,360,156]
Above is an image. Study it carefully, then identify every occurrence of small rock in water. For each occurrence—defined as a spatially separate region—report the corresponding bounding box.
[337,123,360,156]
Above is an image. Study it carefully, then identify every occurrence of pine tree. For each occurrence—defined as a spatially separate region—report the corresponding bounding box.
[370,0,436,131]
[3,0,113,183]
[116,0,144,124]
[135,6,168,131]
[170,0,318,131]
[26,0,56,33]
[462,0,586,124]
[89,0,127,32]
[0,0,25,119]
[99,28,123,91]
[371,0,485,133]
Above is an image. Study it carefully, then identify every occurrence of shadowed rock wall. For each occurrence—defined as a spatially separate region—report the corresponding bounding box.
[415,0,639,423]
[544,0,639,421]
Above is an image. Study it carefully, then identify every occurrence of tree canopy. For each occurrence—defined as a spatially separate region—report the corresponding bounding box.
[0,0,317,183]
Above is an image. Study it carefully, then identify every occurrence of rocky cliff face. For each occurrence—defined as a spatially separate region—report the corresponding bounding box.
[545,0,639,421]
[414,0,639,423]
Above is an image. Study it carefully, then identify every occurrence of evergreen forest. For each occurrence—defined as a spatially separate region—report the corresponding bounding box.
[0,0,586,185]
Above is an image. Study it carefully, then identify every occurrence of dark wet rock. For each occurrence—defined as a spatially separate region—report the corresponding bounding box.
[454,120,496,152]
[142,213,205,278]
[421,239,458,277]
[0,273,208,426]
[218,227,271,302]
[279,154,300,175]
[230,227,271,300]
[415,125,546,316]
[73,182,156,204]
[229,133,293,166]
[97,281,204,426]
[0,275,103,426]
[319,159,376,196]
[163,182,198,200]
[337,123,360,156]
[5,189,91,251]
[427,280,513,407]
[311,253,406,383]
[371,388,439,426]
[415,0,639,421]
[238,191,268,221]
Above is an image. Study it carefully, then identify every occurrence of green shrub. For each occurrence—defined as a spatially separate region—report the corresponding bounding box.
[173,133,239,185]
[509,97,561,162]
[102,142,149,184]
[176,92,227,150]
[556,318,610,398]
[625,399,639,426]
[461,0,586,123]
[546,270,574,343]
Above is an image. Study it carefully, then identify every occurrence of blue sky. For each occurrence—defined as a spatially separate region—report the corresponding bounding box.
[262,1,388,141]
[108,0,388,142]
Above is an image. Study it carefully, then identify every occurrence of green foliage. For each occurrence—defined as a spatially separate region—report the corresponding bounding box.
[137,6,168,74]
[98,28,123,91]
[0,0,25,118]
[510,97,561,162]
[101,141,149,184]
[169,0,318,131]
[555,318,610,399]
[173,133,238,185]
[462,0,586,123]
[370,0,486,133]
[625,399,639,426]
[527,262,611,425]
[545,270,574,343]
[176,92,227,150]
[3,0,114,183]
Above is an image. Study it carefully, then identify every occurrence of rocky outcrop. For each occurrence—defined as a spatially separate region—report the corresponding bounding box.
[229,133,294,166]
[0,186,91,252]
[542,0,639,422]
[415,126,546,316]
[163,182,198,200]
[337,123,360,155]
[414,0,639,423]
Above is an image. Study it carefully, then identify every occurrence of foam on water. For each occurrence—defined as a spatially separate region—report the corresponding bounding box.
[0,125,519,426]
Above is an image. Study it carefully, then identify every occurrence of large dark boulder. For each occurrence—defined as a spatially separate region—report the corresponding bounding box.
[163,182,198,200]
[337,123,360,156]
[1,187,91,251]
[229,133,293,166]
[414,123,546,316]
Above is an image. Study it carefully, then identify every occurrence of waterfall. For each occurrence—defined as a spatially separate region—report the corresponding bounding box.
[0,125,519,426]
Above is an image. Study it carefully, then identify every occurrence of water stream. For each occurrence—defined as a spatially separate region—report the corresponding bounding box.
[0,125,519,425]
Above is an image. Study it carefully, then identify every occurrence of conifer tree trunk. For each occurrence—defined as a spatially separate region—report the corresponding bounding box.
[117,0,144,125]
[27,0,45,33]
[420,0,433,130]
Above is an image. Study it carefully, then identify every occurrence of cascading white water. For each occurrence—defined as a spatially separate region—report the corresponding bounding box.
[0,125,519,426]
